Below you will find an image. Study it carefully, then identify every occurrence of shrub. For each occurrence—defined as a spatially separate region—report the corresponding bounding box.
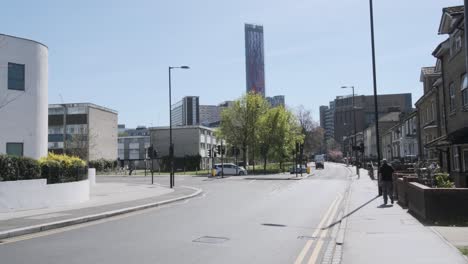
[38,153,87,183]
[0,155,41,181]
[435,173,454,188]
[89,158,117,172]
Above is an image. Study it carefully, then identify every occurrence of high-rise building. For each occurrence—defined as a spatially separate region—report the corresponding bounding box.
[200,105,221,125]
[266,95,285,107]
[245,23,265,97]
[319,101,335,141]
[171,96,200,126]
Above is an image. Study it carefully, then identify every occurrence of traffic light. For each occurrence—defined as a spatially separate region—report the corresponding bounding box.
[360,143,365,153]
[217,145,221,154]
[148,145,158,159]
[295,142,300,153]
[208,149,212,158]
[221,146,226,155]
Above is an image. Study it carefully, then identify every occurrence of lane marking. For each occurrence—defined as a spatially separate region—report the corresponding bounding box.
[307,195,343,264]
[294,194,341,264]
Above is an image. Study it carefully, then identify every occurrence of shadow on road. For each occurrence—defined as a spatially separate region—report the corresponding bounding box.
[322,195,380,230]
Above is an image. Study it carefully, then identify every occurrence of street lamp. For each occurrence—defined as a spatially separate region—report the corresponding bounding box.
[369,0,382,195]
[341,86,358,176]
[168,65,190,188]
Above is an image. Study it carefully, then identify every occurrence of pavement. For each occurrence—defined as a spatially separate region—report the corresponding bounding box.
[340,166,468,264]
[0,181,201,239]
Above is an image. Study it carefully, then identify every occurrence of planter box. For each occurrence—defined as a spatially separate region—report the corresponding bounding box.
[396,176,418,207]
[0,179,90,212]
[407,182,468,223]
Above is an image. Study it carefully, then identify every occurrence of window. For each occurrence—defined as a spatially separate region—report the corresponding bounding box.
[463,150,468,172]
[449,82,456,111]
[461,73,468,107]
[6,143,23,156]
[453,146,460,171]
[8,63,25,91]
[431,101,435,121]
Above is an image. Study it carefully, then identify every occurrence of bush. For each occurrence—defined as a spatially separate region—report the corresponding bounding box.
[38,153,87,184]
[159,155,201,171]
[435,173,454,188]
[0,155,41,181]
[89,158,117,172]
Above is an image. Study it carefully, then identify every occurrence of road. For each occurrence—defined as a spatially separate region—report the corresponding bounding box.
[0,162,353,264]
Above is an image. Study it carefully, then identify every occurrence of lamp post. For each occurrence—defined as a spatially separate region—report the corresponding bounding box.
[341,86,358,175]
[168,65,190,189]
[369,0,382,195]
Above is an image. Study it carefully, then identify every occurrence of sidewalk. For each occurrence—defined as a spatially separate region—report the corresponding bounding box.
[340,168,467,264]
[0,182,201,239]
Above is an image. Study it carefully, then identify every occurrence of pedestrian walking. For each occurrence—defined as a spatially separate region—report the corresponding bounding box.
[379,159,394,205]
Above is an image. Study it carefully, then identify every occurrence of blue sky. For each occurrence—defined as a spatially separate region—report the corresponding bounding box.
[2,0,462,127]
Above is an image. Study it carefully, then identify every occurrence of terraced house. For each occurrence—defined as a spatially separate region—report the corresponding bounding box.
[420,5,468,187]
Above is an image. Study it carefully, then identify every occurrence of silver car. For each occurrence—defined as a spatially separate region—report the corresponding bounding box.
[214,163,247,176]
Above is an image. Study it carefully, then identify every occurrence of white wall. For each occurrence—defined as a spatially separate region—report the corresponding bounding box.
[0,179,90,212]
[0,34,48,159]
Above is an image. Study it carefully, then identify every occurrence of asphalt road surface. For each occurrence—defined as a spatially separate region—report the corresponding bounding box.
[0,162,353,264]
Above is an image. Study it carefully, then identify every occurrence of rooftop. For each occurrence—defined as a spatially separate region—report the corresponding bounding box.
[49,103,118,114]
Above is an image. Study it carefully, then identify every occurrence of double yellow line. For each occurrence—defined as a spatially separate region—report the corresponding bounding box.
[294,194,343,264]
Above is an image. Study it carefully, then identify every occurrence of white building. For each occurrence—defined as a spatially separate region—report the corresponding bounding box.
[48,103,118,161]
[0,34,48,159]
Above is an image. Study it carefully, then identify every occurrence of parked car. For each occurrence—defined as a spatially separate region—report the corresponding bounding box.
[213,163,247,176]
[315,154,325,169]
[290,164,307,174]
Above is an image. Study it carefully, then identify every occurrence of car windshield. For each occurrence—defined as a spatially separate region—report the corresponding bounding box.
[2,2,466,264]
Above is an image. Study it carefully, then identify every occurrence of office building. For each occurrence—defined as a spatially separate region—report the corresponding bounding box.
[245,23,265,97]
[150,125,223,170]
[334,93,412,144]
[266,95,285,107]
[0,34,48,159]
[171,96,200,126]
[200,105,221,126]
[48,103,118,161]
[319,101,335,141]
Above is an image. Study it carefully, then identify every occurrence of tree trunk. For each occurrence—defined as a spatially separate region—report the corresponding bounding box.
[242,145,247,168]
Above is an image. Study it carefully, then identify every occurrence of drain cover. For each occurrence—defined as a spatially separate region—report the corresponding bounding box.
[193,236,229,244]
[262,223,286,227]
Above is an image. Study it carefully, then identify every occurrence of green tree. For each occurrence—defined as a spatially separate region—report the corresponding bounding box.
[258,106,303,173]
[218,92,268,166]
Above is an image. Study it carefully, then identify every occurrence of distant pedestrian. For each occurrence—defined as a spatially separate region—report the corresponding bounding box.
[379,159,394,205]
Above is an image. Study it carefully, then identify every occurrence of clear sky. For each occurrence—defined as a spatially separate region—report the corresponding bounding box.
[2,0,462,127]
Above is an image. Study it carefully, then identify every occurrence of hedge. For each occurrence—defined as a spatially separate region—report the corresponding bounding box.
[0,153,87,184]
[159,155,201,171]
[88,158,118,172]
[38,153,87,183]
[0,155,41,181]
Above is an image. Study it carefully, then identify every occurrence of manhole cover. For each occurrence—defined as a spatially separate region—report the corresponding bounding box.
[262,223,286,227]
[297,235,316,240]
[193,236,229,244]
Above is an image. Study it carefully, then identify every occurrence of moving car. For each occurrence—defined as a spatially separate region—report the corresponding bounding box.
[213,163,247,176]
[315,154,325,169]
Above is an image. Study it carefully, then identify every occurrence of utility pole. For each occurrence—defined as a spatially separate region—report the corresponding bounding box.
[369,0,382,195]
